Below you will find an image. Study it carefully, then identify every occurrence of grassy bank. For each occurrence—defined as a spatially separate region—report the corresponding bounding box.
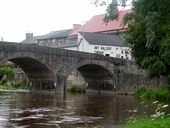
[0,82,29,90]
[0,65,29,90]
[125,87,170,128]
[134,87,170,101]
[124,116,170,128]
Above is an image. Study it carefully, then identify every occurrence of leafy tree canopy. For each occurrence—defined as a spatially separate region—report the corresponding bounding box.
[94,0,170,83]
[123,0,170,82]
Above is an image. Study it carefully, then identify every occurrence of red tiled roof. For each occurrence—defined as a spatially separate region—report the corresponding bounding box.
[70,9,132,36]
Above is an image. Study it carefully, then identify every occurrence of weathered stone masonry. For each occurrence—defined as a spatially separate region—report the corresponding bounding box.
[0,41,145,92]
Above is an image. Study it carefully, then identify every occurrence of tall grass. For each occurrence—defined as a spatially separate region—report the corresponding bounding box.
[124,117,170,128]
[134,87,170,101]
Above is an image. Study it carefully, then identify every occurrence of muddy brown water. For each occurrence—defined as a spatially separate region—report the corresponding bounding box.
[0,91,169,128]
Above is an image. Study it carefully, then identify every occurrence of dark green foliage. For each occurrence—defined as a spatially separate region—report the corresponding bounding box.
[97,0,170,84]
[104,0,118,23]
[123,0,170,83]
[11,82,29,89]
[93,0,128,22]
[0,65,15,85]
[148,61,166,78]
[153,88,170,100]
[0,65,29,90]
[135,87,153,99]
[124,117,170,128]
[135,87,170,101]
[0,82,29,90]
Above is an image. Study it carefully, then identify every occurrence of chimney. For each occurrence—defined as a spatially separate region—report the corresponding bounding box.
[73,24,81,30]
[1,37,3,41]
[26,33,33,40]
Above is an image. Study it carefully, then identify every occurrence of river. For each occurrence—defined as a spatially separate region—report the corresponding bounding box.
[0,91,168,128]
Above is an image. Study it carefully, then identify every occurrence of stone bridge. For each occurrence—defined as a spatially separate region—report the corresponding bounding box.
[0,41,143,92]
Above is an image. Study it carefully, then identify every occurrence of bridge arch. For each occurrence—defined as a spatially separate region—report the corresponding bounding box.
[8,57,55,89]
[77,63,116,91]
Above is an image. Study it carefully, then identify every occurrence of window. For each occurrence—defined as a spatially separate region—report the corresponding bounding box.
[116,48,119,50]
[94,51,103,55]
[94,46,99,49]
[52,39,55,42]
[121,50,124,54]
[58,40,62,45]
[101,46,111,50]
[125,49,129,54]
[105,54,110,56]
[116,54,120,58]
[107,47,112,50]
[121,56,124,59]
[101,47,104,50]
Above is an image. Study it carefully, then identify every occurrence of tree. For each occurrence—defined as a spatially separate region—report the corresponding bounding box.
[94,0,170,84]
[92,0,128,22]
[123,0,170,84]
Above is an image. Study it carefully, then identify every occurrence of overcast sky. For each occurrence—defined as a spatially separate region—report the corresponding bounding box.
[0,0,131,42]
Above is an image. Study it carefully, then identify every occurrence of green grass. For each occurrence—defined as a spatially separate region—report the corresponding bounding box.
[67,85,86,93]
[0,82,29,90]
[124,117,170,128]
[0,64,29,90]
[134,87,170,101]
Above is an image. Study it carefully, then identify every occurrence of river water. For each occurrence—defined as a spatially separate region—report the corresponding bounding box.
[0,91,168,128]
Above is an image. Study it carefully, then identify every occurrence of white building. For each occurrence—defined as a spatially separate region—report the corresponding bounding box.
[74,32,131,60]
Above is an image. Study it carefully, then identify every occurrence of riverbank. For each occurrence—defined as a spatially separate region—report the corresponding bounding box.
[134,87,170,101]
[124,116,170,128]
[123,87,170,128]
[0,88,29,93]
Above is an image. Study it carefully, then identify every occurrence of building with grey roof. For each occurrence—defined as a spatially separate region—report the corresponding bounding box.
[77,32,131,59]
[21,29,74,48]
[79,32,127,47]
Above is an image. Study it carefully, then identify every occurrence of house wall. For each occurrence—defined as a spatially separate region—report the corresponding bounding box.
[77,33,132,60]
[78,34,90,52]
[37,37,69,47]
[65,47,77,51]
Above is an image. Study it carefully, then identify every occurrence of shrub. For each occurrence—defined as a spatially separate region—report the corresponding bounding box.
[153,88,170,100]
[0,65,15,82]
[134,87,170,101]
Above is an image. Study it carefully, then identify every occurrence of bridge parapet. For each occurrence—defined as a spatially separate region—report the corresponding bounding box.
[0,41,126,66]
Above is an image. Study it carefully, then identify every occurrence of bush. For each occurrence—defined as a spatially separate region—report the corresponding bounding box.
[0,65,15,82]
[153,88,170,100]
[135,87,153,99]
[134,87,170,101]
[140,89,153,99]
[134,87,146,96]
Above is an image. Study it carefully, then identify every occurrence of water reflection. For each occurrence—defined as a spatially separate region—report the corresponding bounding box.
[0,92,169,128]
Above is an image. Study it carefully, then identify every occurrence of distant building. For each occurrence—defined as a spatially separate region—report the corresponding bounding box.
[37,29,74,47]
[21,29,74,47]
[21,9,132,59]
[21,33,40,44]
